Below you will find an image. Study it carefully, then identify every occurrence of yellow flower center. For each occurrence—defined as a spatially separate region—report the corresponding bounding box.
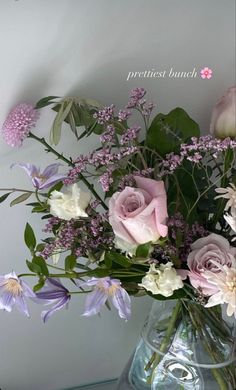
[227,276,236,292]
[97,283,119,296]
[4,278,23,296]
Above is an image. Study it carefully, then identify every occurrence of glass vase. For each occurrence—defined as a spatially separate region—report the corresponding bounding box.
[117,299,236,390]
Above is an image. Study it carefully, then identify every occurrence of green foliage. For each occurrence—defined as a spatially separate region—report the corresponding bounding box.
[146,107,200,156]
[26,256,49,277]
[65,254,77,271]
[0,192,11,203]
[50,100,73,145]
[135,243,152,258]
[104,251,132,268]
[35,96,60,109]
[10,192,32,206]
[24,223,36,252]
[33,278,45,292]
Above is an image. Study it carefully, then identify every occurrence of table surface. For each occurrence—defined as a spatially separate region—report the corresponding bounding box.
[63,378,118,389]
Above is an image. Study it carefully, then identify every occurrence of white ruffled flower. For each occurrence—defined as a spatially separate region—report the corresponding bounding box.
[48,183,91,220]
[205,260,236,318]
[215,183,236,213]
[139,262,183,297]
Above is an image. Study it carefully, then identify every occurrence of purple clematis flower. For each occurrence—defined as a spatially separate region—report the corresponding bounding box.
[12,163,67,190]
[0,271,35,317]
[79,277,131,321]
[35,278,70,322]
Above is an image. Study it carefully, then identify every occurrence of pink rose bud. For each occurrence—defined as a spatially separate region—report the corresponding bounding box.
[210,86,236,139]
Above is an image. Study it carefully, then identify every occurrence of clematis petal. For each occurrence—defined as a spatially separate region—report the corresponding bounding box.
[39,174,66,190]
[41,296,70,323]
[111,287,131,320]
[11,162,39,178]
[42,163,61,178]
[0,291,15,312]
[82,288,107,317]
[15,295,30,317]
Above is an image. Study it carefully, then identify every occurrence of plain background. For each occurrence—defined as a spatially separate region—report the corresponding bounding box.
[0,1,235,389]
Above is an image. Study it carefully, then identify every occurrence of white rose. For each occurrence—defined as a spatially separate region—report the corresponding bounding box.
[48,183,91,220]
[139,262,183,297]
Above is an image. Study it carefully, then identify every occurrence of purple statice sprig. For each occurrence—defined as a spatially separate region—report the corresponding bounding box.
[166,213,209,262]
[64,146,138,192]
[160,136,236,175]
[41,212,114,260]
[126,88,155,128]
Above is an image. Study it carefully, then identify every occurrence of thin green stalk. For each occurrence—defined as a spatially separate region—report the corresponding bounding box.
[28,132,108,210]
[0,188,34,193]
[187,304,229,390]
[145,300,181,382]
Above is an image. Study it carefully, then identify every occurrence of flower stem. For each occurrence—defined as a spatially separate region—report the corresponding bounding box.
[28,132,108,210]
[145,300,181,382]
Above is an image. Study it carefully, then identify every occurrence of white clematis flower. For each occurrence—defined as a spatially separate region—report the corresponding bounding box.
[139,262,183,297]
[48,183,91,220]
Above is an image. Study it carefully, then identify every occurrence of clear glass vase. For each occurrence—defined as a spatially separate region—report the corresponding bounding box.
[117,300,236,390]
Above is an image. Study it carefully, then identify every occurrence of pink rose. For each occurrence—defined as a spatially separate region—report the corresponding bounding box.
[109,176,168,250]
[187,233,236,295]
[210,86,236,139]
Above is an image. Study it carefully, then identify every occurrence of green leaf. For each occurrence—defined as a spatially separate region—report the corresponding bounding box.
[31,203,48,213]
[32,256,49,276]
[10,192,32,207]
[36,243,45,252]
[104,253,113,269]
[65,254,77,271]
[50,100,73,145]
[26,260,41,274]
[105,252,131,268]
[146,107,200,156]
[135,243,151,258]
[24,223,36,251]
[33,278,45,292]
[0,192,11,203]
[35,96,59,109]
[87,268,110,277]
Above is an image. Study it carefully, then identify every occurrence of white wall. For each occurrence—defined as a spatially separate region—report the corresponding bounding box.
[0,1,235,389]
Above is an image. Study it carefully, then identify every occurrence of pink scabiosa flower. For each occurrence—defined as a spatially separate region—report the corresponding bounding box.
[0,271,35,317]
[12,163,67,190]
[2,103,39,147]
[78,277,131,320]
[205,260,236,318]
[34,278,71,323]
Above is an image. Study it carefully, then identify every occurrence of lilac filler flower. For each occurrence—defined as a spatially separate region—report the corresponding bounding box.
[34,278,70,322]
[0,271,35,317]
[79,277,131,320]
[2,103,39,147]
[12,163,67,190]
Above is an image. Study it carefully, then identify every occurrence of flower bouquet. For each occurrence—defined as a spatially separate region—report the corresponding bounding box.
[0,87,236,389]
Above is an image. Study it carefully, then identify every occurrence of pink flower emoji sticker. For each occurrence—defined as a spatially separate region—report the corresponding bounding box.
[200,67,213,79]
